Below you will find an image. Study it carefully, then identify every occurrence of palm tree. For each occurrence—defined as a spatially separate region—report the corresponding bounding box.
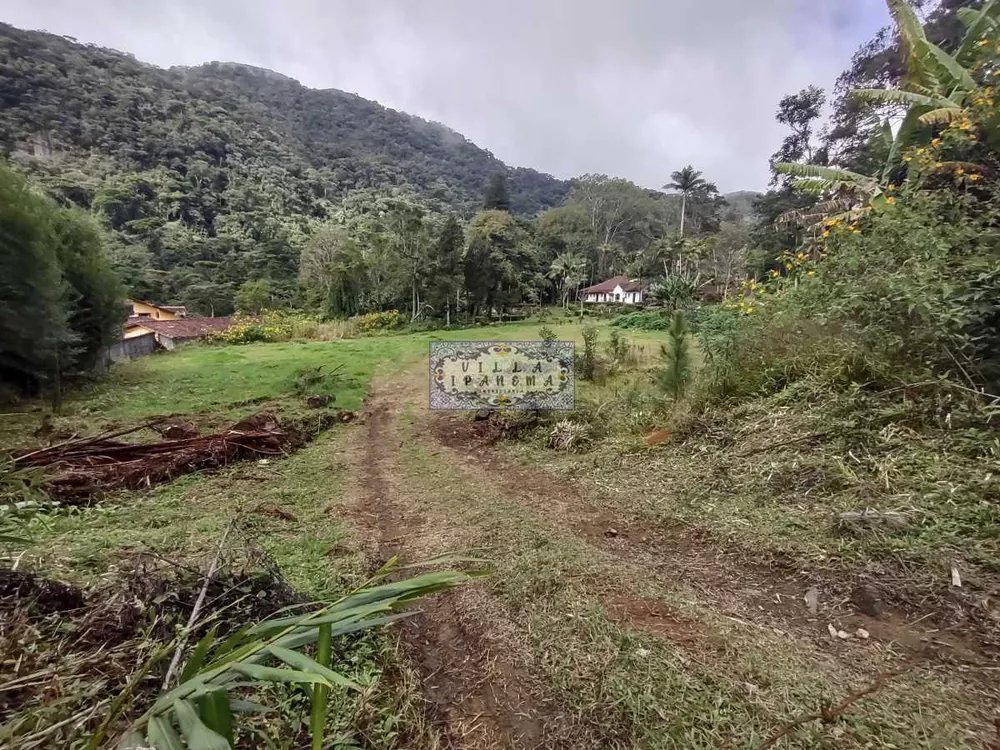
[664,166,712,236]
[548,252,588,308]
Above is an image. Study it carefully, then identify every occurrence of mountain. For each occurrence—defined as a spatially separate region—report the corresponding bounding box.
[0,25,567,217]
[0,23,568,310]
[721,191,761,223]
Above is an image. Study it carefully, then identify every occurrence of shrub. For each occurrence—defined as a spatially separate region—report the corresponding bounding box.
[211,311,358,345]
[604,329,639,373]
[353,310,403,332]
[702,189,1000,405]
[538,326,558,343]
[648,277,698,310]
[688,305,743,363]
[210,315,290,345]
[287,364,348,399]
[548,420,590,451]
[611,311,671,330]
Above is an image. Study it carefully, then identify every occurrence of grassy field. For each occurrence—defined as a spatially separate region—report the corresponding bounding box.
[1,318,624,446]
[4,316,997,749]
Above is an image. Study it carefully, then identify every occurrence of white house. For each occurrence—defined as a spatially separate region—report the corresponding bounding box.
[581,275,646,304]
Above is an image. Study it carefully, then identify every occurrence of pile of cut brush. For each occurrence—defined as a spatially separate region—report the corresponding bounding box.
[14,412,305,504]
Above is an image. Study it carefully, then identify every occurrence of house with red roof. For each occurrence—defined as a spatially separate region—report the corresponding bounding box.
[580,275,646,305]
[123,316,232,351]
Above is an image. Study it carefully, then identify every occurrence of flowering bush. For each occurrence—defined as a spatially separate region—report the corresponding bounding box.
[209,314,291,345]
[208,311,359,345]
[353,310,402,332]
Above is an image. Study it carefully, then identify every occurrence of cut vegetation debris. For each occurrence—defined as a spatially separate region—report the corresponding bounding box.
[12,411,355,503]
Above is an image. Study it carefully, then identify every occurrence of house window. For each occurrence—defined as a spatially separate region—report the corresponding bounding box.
[615,293,621,301]
[138,312,151,318]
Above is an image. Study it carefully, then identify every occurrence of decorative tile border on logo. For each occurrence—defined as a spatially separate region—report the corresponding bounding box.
[429,340,576,411]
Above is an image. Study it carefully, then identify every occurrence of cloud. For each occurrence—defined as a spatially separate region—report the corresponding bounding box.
[4,0,888,191]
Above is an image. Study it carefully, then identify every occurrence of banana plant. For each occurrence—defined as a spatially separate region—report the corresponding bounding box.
[853,0,999,137]
[775,0,999,228]
[106,558,479,750]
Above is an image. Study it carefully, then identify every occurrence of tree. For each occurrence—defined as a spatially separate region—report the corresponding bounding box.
[564,175,668,277]
[548,252,588,308]
[664,166,717,236]
[0,24,570,315]
[0,166,69,398]
[464,210,523,318]
[50,208,125,374]
[381,200,431,321]
[771,87,827,175]
[0,165,122,401]
[428,216,465,325]
[182,281,234,317]
[299,227,365,317]
[234,279,273,314]
[772,0,1000,223]
[483,172,512,212]
[823,0,987,168]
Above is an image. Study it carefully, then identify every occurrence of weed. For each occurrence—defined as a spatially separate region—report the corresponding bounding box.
[538,326,558,343]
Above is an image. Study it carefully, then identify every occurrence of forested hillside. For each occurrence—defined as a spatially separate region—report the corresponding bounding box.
[0,24,567,309]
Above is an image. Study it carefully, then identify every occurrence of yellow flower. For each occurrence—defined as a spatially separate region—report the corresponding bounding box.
[977,39,989,47]
[769,269,780,278]
[807,270,816,276]
[968,173,981,181]
[885,196,895,205]
[902,155,913,162]
[931,138,941,147]
[956,167,965,175]
[821,230,830,238]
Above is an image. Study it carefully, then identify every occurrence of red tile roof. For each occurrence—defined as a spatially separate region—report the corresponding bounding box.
[582,276,645,294]
[125,316,232,340]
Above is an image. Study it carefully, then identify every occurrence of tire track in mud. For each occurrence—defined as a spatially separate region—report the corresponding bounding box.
[347,378,553,750]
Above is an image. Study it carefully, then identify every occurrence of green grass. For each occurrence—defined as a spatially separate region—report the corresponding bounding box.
[21,430,360,591]
[2,319,635,446]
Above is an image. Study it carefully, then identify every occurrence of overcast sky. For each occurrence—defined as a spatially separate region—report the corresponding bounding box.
[5,1,890,192]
